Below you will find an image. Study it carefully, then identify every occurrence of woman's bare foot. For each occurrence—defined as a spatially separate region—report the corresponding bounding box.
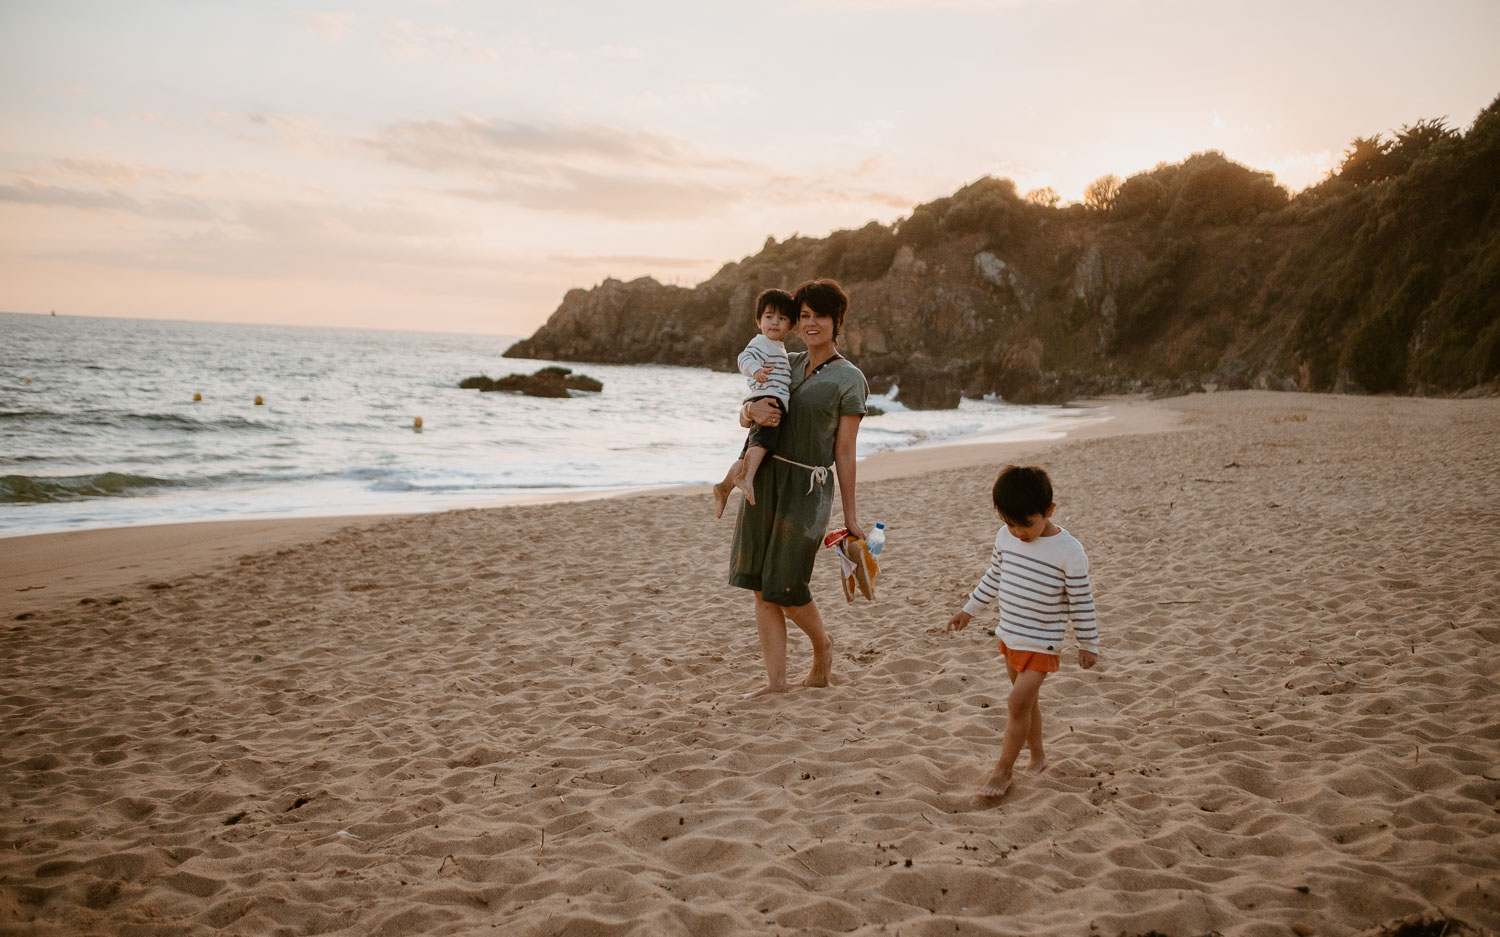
[803,636,834,687]
[712,481,732,518]
[977,765,1013,799]
[741,681,789,700]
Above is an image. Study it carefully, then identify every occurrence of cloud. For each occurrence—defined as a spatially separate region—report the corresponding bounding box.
[46,158,147,186]
[0,179,215,220]
[28,223,552,291]
[367,116,763,219]
[449,171,743,220]
[381,19,500,62]
[372,116,751,173]
[808,0,1056,8]
[27,156,290,195]
[234,198,469,240]
[759,171,916,212]
[596,44,644,59]
[295,11,358,41]
[3,158,468,240]
[367,115,924,221]
[238,112,341,155]
[548,253,711,270]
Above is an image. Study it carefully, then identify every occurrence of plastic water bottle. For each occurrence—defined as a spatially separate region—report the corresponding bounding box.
[867,522,886,556]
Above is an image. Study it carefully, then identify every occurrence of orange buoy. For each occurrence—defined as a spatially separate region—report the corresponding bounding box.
[253,395,264,406]
[413,416,423,431]
[193,392,202,402]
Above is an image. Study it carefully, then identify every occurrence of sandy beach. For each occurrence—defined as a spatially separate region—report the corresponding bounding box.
[2,390,1497,936]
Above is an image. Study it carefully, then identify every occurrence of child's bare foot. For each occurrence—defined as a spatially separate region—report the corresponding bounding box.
[712,481,732,518]
[977,765,1013,799]
[1026,755,1048,775]
[735,473,755,507]
[803,636,833,687]
[741,681,789,700]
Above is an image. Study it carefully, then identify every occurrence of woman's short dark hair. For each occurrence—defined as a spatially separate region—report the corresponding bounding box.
[792,278,849,339]
[992,465,1053,524]
[755,288,798,323]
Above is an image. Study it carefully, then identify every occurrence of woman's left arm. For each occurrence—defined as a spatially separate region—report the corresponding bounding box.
[834,412,865,541]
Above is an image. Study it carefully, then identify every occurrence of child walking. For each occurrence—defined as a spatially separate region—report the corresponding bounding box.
[713,288,799,519]
[946,465,1098,799]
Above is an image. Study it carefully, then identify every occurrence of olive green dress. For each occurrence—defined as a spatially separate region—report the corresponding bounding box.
[728,351,868,607]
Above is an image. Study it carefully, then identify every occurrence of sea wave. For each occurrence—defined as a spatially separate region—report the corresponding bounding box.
[1,313,1080,536]
[114,412,274,432]
[0,472,190,504]
[0,410,272,432]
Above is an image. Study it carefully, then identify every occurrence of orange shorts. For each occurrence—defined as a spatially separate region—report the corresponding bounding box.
[998,640,1059,674]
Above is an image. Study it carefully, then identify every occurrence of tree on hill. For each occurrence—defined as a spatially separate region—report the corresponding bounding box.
[818,220,899,283]
[1336,135,1396,186]
[1334,118,1459,186]
[1083,174,1121,212]
[1163,152,1287,225]
[895,207,939,249]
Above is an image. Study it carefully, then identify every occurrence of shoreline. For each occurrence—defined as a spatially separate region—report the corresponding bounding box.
[0,394,1096,545]
[0,395,1177,618]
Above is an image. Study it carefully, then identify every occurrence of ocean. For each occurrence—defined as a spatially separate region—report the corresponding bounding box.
[0,312,1075,538]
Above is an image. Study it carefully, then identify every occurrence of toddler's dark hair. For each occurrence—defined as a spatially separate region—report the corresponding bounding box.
[755,288,798,323]
[992,465,1053,524]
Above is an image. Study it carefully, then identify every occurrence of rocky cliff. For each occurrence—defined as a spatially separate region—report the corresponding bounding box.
[505,97,1500,405]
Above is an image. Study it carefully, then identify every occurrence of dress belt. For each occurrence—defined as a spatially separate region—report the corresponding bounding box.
[772,455,834,494]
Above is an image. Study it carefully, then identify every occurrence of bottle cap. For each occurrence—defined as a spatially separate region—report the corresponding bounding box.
[875,522,885,529]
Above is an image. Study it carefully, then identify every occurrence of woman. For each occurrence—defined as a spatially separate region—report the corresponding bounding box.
[729,278,867,699]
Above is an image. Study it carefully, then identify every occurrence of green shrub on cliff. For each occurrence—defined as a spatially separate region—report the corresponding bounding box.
[1114,174,1168,220]
[895,207,939,249]
[939,176,1020,238]
[1341,264,1438,392]
[1164,152,1289,226]
[820,221,899,283]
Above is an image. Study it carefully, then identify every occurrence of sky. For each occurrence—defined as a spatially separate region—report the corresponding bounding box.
[2,1,1497,336]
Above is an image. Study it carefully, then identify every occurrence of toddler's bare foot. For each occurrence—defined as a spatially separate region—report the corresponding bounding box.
[741,681,789,700]
[1026,755,1048,775]
[977,765,1013,800]
[735,474,756,507]
[712,481,732,519]
[803,636,833,687]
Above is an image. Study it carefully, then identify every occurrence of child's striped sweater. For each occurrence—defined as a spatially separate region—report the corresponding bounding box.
[962,526,1099,655]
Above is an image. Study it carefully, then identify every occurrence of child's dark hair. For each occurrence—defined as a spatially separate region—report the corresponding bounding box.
[792,278,849,339]
[992,465,1053,524]
[755,288,798,323]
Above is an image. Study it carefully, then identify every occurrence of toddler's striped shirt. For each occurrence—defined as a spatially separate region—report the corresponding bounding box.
[962,525,1099,655]
[738,335,791,405]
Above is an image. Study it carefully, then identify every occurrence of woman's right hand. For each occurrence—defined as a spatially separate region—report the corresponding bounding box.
[746,398,782,426]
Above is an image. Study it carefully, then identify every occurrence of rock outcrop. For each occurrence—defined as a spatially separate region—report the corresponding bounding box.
[891,357,961,410]
[460,367,603,398]
[502,102,1500,404]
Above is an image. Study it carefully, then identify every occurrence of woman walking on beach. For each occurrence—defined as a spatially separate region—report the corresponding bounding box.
[729,278,868,699]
